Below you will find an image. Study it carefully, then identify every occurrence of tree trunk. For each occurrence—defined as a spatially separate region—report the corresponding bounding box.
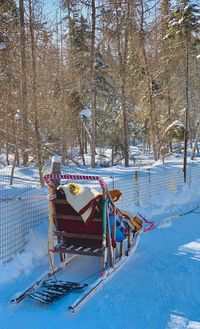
[76,121,85,165]
[28,0,44,186]
[91,0,96,168]
[10,123,20,185]
[138,1,160,161]
[122,80,129,166]
[183,35,189,183]
[122,1,130,167]
[115,0,130,167]
[19,0,29,165]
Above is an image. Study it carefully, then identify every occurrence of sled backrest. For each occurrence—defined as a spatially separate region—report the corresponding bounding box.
[54,188,103,249]
[44,174,107,253]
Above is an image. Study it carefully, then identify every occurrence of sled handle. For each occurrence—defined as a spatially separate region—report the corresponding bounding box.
[43,173,107,191]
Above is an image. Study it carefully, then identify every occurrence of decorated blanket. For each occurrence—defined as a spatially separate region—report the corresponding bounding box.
[58,183,142,242]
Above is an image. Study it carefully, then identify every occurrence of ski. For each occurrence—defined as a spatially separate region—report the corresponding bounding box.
[68,235,139,313]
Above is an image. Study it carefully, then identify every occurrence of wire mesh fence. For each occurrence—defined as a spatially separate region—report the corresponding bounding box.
[0,166,48,262]
[0,160,200,263]
[132,162,200,206]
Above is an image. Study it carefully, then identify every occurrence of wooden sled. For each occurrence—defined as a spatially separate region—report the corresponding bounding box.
[45,174,141,271]
[11,173,142,310]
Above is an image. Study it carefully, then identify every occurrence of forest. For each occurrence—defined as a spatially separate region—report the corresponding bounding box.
[0,0,200,183]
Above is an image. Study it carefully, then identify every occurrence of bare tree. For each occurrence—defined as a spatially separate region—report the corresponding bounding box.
[90,0,97,168]
[28,0,44,185]
[19,0,29,165]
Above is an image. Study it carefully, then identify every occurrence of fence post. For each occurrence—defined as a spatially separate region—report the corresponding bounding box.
[110,176,115,189]
[134,170,140,206]
[51,154,61,176]
[48,155,61,272]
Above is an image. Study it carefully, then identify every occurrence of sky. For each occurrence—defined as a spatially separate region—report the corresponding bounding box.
[43,0,59,24]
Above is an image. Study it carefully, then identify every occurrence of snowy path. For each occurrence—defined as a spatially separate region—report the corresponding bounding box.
[0,210,200,329]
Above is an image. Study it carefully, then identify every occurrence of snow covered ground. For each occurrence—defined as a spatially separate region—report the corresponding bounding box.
[0,160,200,329]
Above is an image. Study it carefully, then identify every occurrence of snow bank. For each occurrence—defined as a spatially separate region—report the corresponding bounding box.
[178,240,200,262]
[168,314,200,329]
[124,177,200,231]
[145,178,200,216]
[0,223,48,285]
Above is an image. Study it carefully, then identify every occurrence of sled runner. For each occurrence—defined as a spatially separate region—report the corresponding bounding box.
[11,173,142,311]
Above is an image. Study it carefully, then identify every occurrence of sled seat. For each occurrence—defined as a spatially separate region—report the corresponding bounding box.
[53,242,103,256]
[53,189,104,255]
[44,173,143,274]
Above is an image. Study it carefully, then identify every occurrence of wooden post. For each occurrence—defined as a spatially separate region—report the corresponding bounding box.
[127,227,131,256]
[51,154,61,177]
[102,193,108,274]
[183,128,188,183]
[191,120,200,160]
[48,185,55,273]
[120,241,124,258]
[112,207,117,263]
[106,208,114,268]
[48,155,62,272]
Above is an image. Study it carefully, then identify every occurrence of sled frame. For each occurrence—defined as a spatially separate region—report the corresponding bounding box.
[45,174,118,274]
